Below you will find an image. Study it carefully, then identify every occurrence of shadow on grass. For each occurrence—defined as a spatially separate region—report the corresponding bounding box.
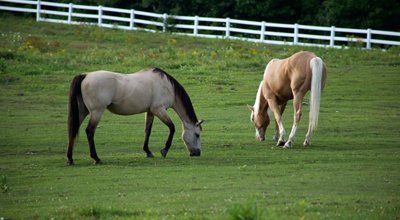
[56,205,146,219]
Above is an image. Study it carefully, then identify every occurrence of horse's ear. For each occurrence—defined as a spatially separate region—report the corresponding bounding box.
[247,105,254,112]
[196,120,204,127]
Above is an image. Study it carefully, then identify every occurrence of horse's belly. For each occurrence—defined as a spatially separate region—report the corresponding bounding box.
[107,101,149,115]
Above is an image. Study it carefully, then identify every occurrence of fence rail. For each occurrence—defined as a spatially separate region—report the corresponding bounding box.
[1,0,399,49]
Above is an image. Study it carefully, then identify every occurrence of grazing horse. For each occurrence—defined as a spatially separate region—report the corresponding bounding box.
[67,67,204,165]
[249,51,327,148]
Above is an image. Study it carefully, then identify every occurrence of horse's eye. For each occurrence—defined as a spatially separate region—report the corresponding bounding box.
[195,133,200,138]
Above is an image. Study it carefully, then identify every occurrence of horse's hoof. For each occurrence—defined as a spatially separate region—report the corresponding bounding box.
[146,152,154,158]
[94,159,102,165]
[67,160,74,166]
[160,148,168,158]
[283,142,292,149]
[277,140,286,146]
[303,140,310,147]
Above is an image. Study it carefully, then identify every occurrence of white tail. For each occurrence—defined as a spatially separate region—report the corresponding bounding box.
[309,57,323,132]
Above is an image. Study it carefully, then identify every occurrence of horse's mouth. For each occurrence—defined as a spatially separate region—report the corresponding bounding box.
[190,150,201,157]
[256,136,265,141]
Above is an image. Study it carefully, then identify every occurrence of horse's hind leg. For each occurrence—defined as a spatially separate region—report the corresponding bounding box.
[86,110,104,164]
[304,125,313,147]
[143,111,155,158]
[284,93,304,148]
[304,129,311,146]
[67,107,89,165]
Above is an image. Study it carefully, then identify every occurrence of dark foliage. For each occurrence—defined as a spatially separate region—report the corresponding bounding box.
[46,0,400,30]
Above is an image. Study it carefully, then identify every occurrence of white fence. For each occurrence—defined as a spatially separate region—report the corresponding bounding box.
[1,0,400,49]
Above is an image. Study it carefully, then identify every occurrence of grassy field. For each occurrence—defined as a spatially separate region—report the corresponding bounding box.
[0,15,399,219]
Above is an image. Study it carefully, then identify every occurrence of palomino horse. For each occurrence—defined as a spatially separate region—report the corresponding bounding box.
[67,67,203,165]
[250,51,327,148]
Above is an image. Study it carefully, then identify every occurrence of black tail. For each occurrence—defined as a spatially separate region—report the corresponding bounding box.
[68,74,86,147]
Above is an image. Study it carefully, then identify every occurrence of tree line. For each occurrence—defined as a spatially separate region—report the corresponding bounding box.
[58,0,400,31]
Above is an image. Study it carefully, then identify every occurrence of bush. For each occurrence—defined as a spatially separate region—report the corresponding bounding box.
[228,200,263,220]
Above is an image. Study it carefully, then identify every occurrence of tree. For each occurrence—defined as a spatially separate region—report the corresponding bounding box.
[50,0,400,31]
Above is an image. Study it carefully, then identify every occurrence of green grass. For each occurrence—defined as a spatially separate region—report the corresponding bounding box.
[1,14,400,219]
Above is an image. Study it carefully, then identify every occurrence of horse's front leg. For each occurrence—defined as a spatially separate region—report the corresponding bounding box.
[272,109,280,142]
[273,102,287,142]
[143,112,155,158]
[161,122,175,158]
[267,98,286,146]
[152,107,175,158]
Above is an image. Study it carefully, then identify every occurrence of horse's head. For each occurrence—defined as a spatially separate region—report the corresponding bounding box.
[182,120,204,156]
[249,105,270,141]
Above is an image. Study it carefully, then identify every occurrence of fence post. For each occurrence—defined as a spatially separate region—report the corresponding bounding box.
[163,13,168,32]
[194,16,199,36]
[36,0,41,22]
[330,26,335,47]
[98,5,102,27]
[293,23,299,45]
[366,28,372,49]
[68,3,73,24]
[130,9,135,30]
[260,21,265,42]
[225,17,230,38]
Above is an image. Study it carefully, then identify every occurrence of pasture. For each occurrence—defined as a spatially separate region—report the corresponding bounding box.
[0,15,399,219]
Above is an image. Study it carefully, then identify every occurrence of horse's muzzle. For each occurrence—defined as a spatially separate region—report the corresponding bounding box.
[190,149,201,157]
[256,136,265,141]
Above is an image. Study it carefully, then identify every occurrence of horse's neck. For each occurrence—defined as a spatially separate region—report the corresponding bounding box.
[254,81,267,115]
[172,100,196,129]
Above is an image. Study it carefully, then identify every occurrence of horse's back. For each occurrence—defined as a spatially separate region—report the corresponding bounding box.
[263,58,293,101]
[288,51,327,90]
[279,51,317,77]
[288,51,317,74]
[81,71,120,109]
[81,69,175,115]
[263,51,321,102]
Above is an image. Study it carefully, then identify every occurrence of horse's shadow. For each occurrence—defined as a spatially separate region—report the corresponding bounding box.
[61,144,319,168]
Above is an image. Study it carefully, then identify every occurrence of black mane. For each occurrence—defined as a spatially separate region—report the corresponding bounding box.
[152,68,198,124]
